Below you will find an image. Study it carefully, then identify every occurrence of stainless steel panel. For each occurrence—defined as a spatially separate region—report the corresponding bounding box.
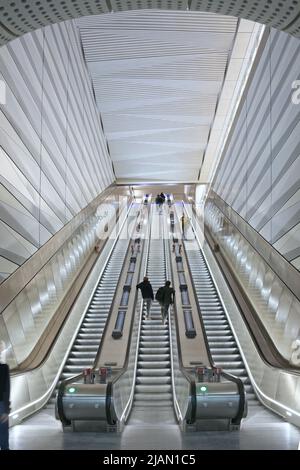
[1,190,129,367]
[63,384,107,421]
[6,201,132,425]
[196,382,240,419]
[201,216,300,427]
[205,198,300,364]
[0,186,120,312]
[63,397,107,421]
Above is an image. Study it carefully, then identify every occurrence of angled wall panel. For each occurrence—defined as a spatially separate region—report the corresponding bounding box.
[213,29,300,271]
[0,20,114,282]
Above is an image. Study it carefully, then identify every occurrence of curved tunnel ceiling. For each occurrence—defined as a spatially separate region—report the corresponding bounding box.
[0,0,300,47]
[77,10,240,182]
[0,1,298,183]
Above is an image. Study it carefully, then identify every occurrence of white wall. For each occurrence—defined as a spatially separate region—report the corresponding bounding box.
[0,20,115,282]
[213,29,300,271]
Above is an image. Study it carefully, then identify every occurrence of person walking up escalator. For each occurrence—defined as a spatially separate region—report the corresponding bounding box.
[136,277,154,319]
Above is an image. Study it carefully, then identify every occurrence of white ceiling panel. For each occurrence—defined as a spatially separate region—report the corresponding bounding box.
[77,10,238,181]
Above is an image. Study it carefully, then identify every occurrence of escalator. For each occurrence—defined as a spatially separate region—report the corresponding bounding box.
[8,197,300,448]
[18,202,140,413]
[129,205,175,422]
[60,240,129,380]
[56,198,247,431]
[184,244,256,404]
[179,204,300,435]
[52,203,144,400]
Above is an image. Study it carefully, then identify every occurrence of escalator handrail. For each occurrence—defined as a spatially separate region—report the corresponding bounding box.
[188,381,197,425]
[190,200,300,376]
[181,201,246,426]
[90,202,145,368]
[221,371,246,425]
[56,201,138,424]
[1,184,117,317]
[9,201,134,424]
[164,203,197,424]
[192,202,300,422]
[105,381,116,425]
[11,199,124,375]
[107,201,152,424]
[57,380,71,426]
[203,207,300,372]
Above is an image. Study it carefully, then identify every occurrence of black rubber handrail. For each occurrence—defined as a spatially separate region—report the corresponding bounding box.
[1,184,117,316]
[57,380,71,426]
[106,201,151,424]
[165,208,197,424]
[222,370,245,426]
[188,381,197,425]
[56,202,140,424]
[181,203,246,426]
[199,201,300,374]
[11,197,123,375]
[93,206,142,367]
[106,382,116,425]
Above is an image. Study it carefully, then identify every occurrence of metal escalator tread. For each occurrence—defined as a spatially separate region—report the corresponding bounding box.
[185,243,259,406]
[56,239,129,390]
[130,210,174,419]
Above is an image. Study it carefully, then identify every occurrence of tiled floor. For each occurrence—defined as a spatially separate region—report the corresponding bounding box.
[9,403,300,450]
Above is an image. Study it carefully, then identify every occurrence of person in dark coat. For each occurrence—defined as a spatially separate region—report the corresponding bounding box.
[155,194,163,212]
[0,346,10,450]
[159,281,175,324]
[181,213,186,239]
[136,277,154,319]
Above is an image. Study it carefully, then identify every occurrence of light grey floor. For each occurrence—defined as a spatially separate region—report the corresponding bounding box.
[9,403,300,450]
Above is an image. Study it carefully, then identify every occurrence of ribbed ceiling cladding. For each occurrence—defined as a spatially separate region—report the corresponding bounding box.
[76,10,237,181]
[78,10,237,31]
[0,0,300,47]
[92,88,219,102]
[83,51,231,63]
[82,47,233,63]
[90,68,227,81]
[102,118,216,130]
[91,69,226,81]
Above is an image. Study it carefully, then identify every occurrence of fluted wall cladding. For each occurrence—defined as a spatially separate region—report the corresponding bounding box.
[0,20,115,283]
[1,0,300,46]
[213,28,300,272]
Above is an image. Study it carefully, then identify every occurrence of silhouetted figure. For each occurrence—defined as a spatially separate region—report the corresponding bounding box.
[155,194,164,213]
[156,281,175,324]
[181,214,186,239]
[137,277,154,318]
